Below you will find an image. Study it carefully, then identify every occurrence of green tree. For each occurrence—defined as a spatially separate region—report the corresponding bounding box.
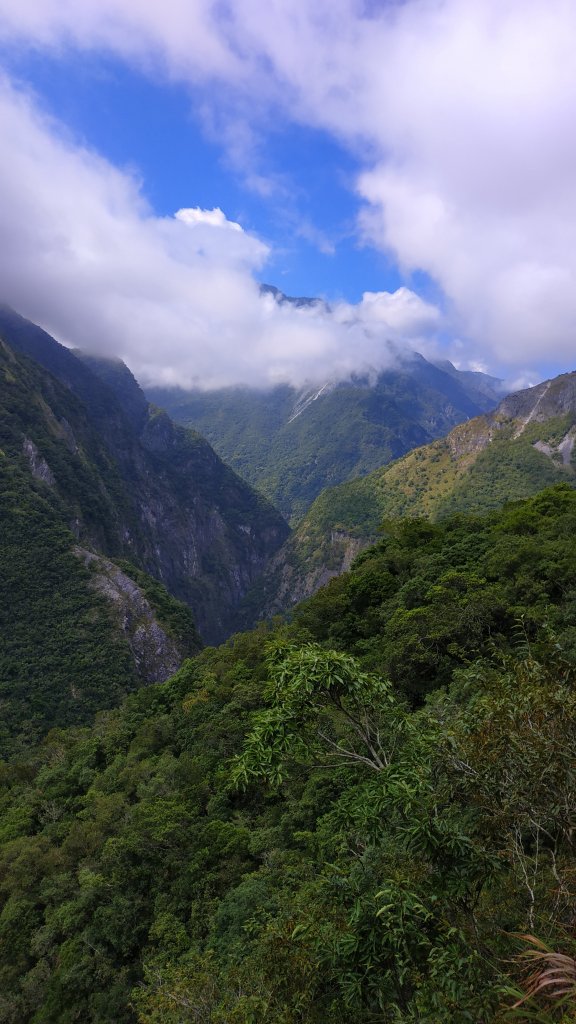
[232,643,414,788]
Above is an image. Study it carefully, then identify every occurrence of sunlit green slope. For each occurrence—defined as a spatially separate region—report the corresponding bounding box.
[251,372,576,620]
[148,351,501,522]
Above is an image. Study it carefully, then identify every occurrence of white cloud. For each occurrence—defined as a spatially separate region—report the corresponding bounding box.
[0,1,242,81]
[345,288,441,336]
[175,207,243,232]
[235,0,576,371]
[0,78,437,388]
[2,0,576,374]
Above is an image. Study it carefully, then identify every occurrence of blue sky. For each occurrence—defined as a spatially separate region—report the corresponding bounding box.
[0,1,575,389]
[3,45,405,304]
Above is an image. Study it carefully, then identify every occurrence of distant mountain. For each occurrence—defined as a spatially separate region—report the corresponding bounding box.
[259,282,327,310]
[0,308,289,748]
[247,370,576,621]
[147,347,502,523]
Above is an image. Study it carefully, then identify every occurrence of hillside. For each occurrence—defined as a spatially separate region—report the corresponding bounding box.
[249,371,576,620]
[0,307,294,751]
[0,307,289,644]
[1,487,575,1022]
[0,337,202,755]
[148,342,501,522]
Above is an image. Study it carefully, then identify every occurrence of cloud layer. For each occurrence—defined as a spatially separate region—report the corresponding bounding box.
[1,0,576,377]
[0,78,437,387]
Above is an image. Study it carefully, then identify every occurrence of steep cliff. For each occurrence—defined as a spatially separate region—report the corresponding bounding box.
[0,307,289,644]
[0,336,204,752]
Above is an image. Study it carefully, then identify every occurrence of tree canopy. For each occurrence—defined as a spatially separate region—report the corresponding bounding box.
[2,486,576,1022]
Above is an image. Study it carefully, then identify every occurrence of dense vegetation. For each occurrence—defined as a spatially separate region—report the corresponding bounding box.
[310,399,575,537]
[255,391,576,619]
[0,455,136,758]
[0,337,206,756]
[0,309,290,644]
[0,341,138,755]
[1,486,576,1022]
[149,355,499,522]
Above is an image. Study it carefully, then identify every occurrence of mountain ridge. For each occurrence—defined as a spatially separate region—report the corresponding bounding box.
[0,307,293,749]
[0,306,289,643]
[244,369,576,622]
[148,349,502,522]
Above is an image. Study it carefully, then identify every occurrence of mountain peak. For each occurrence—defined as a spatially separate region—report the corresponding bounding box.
[148,351,501,523]
[260,282,329,311]
[74,350,149,432]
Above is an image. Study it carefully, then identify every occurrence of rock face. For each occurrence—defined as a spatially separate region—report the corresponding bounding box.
[498,374,576,422]
[245,370,576,623]
[76,548,182,683]
[243,529,368,626]
[22,436,56,486]
[0,306,290,644]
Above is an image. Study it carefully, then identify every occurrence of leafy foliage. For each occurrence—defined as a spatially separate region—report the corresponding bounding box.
[1,488,576,1021]
[232,643,410,785]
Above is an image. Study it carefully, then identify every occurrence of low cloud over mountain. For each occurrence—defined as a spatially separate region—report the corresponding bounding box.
[0,78,443,388]
[2,1,576,381]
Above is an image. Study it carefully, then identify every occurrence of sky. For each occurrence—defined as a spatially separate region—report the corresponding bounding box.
[0,0,575,390]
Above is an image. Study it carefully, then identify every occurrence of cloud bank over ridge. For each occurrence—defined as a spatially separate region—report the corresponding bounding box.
[0,78,438,388]
[1,0,576,380]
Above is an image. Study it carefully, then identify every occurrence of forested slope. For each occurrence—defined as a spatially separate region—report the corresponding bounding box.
[1,486,576,1023]
[0,307,289,643]
[149,351,500,522]
[250,372,576,621]
[0,338,201,756]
